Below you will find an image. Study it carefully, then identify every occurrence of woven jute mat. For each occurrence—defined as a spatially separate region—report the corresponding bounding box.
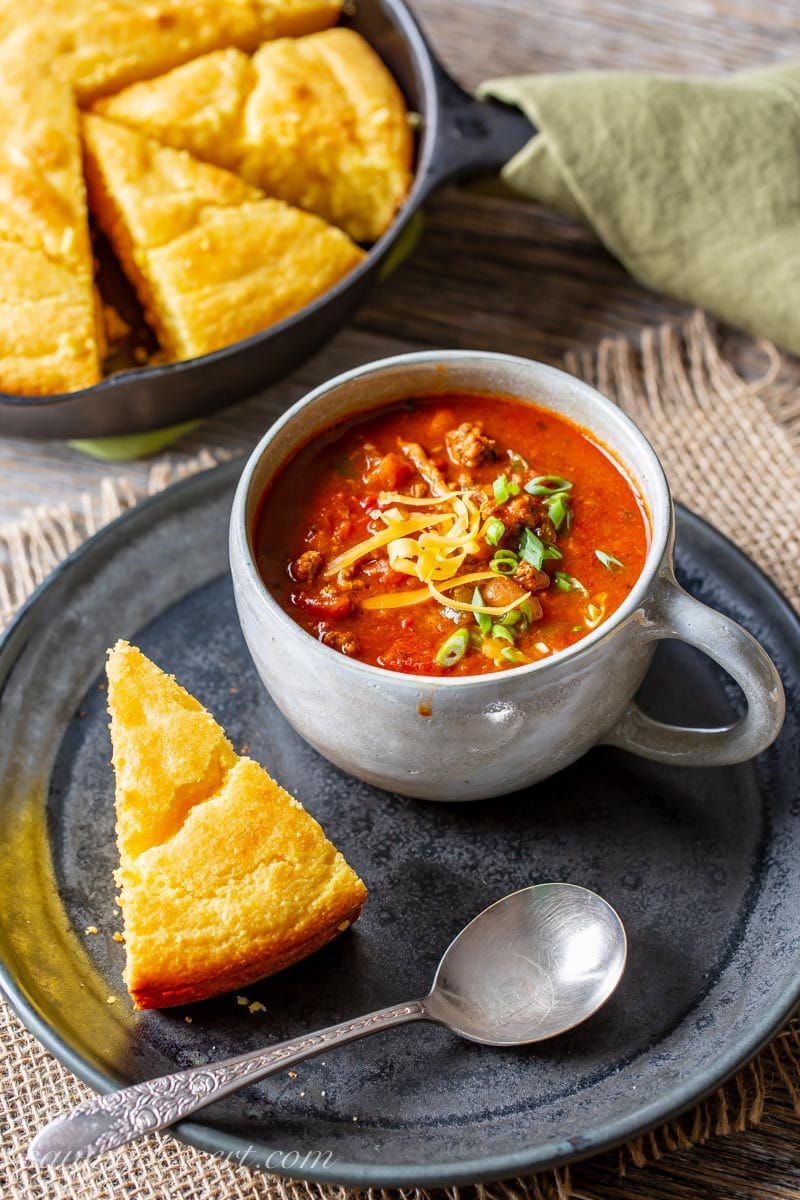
[1,310,799,1200]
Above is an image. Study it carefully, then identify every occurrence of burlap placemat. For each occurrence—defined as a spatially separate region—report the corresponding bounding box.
[1,311,799,1199]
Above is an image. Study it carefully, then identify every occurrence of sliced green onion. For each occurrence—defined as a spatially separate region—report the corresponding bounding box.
[484,517,505,547]
[534,642,551,655]
[500,646,527,663]
[519,527,563,570]
[498,608,522,627]
[595,549,625,571]
[472,588,492,636]
[507,450,529,471]
[469,629,483,649]
[525,475,573,496]
[546,492,571,531]
[554,571,587,594]
[514,599,534,635]
[572,624,584,633]
[492,474,520,504]
[490,549,519,576]
[435,627,470,668]
[491,624,515,643]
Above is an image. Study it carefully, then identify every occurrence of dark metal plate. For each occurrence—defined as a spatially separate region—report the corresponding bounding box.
[0,459,798,1186]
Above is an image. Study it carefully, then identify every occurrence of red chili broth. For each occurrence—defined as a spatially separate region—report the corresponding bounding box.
[254,394,650,676]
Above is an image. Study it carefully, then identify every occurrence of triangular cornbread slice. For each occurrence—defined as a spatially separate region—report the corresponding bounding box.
[93,28,413,242]
[0,34,102,395]
[0,0,341,103]
[82,114,365,361]
[107,641,367,1009]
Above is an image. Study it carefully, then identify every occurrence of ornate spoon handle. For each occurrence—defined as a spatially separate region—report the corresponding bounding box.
[29,999,426,1164]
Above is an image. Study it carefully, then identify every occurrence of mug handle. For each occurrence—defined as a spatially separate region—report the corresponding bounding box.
[601,574,785,765]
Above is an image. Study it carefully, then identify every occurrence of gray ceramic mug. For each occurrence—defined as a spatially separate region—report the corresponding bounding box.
[229,352,785,801]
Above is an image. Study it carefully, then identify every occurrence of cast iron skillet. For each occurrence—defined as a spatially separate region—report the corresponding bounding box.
[0,0,534,440]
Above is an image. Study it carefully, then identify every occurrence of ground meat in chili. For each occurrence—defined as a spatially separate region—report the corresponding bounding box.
[445,422,496,468]
[320,629,360,656]
[514,560,550,591]
[291,549,324,583]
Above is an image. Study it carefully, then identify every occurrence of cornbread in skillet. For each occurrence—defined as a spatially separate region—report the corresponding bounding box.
[81,115,365,361]
[0,35,102,395]
[106,641,367,1009]
[93,27,413,241]
[0,0,342,103]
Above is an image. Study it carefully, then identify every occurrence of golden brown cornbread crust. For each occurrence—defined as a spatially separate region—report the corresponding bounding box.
[130,902,365,1009]
[82,114,365,361]
[0,0,341,102]
[0,32,103,394]
[93,28,413,241]
[107,641,367,1010]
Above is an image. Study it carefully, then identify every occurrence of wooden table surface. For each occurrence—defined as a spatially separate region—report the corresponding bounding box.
[2,2,799,1196]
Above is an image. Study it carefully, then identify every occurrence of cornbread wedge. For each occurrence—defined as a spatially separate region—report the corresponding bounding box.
[93,28,413,242]
[107,641,367,1009]
[0,34,102,395]
[82,115,365,361]
[0,0,341,103]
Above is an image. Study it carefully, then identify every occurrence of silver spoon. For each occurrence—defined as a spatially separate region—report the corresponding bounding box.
[29,882,626,1164]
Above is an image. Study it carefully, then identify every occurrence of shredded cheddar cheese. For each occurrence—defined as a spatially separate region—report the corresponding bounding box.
[327,489,532,616]
[324,512,451,576]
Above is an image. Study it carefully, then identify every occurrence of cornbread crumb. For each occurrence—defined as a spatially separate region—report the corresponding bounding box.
[248,1001,266,1014]
[337,921,350,932]
[107,996,116,1004]
[103,303,131,343]
[85,925,99,935]
[287,1071,297,1078]
[236,995,249,1006]
[184,1016,193,1024]
[113,932,125,943]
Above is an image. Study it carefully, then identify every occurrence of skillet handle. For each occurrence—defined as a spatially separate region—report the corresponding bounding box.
[420,57,535,197]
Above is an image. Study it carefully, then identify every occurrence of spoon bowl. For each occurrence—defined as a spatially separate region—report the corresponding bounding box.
[426,883,627,1044]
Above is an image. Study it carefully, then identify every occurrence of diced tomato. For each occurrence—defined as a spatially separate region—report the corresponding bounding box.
[378,640,434,675]
[292,591,353,620]
[363,453,413,491]
[425,408,456,446]
[359,559,407,586]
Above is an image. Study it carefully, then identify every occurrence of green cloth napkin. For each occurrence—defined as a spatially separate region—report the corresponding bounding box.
[478,65,800,356]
